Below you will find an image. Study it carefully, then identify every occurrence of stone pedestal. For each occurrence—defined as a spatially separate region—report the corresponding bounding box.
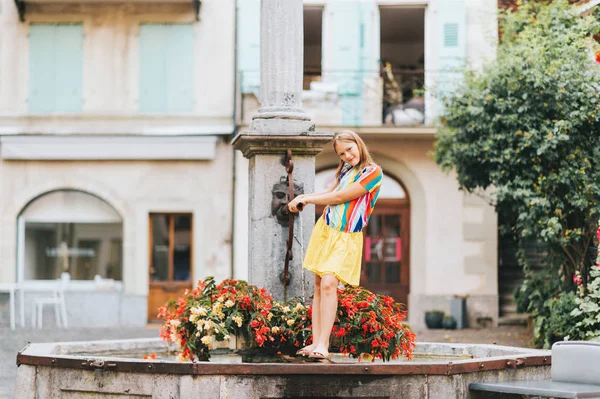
[233,133,332,301]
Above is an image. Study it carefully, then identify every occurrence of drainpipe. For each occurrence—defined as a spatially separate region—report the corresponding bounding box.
[230,0,240,279]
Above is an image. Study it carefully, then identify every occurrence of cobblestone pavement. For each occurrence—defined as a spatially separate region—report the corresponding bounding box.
[0,324,533,398]
[415,325,534,348]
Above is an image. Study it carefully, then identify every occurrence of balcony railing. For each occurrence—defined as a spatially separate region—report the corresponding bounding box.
[238,69,427,129]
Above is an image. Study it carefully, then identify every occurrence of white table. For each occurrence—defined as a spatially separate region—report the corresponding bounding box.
[0,283,17,330]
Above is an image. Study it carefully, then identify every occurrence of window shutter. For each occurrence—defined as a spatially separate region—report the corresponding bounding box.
[237,0,260,95]
[53,24,83,113]
[167,24,195,112]
[436,0,467,111]
[29,24,83,113]
[324,0,378,126]
[140,24,168,112]
[140,23,194,113]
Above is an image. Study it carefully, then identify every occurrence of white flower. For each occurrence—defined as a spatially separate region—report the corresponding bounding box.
[287,319,295,326]
[176,353,189,362]
[191,306,208,316]
[224,300,235,308]
[223,334,231,340]
[217,296,225,302]
[169,320,181,327]
[231,315,243,327]
[271,326,280,334]
[282,306,291,313]
[201,335,212,346]
[294,303,305,312]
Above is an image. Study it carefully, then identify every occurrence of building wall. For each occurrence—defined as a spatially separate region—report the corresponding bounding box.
[0,0,235,130]
[0,0,236,327]
[0,140,234,294]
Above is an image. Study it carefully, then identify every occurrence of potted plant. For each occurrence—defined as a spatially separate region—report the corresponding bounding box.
[424,310,445,329]
[158,277,417,362]
[442,315,457,330]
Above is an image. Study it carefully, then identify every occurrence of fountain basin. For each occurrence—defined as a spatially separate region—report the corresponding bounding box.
[14,338,551,398]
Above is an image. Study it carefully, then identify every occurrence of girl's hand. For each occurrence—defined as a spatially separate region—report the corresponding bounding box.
[288,195,306,213]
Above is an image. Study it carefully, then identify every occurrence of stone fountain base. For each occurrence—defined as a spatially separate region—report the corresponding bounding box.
[14,338,551,399]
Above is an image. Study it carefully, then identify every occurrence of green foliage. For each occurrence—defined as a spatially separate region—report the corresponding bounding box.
[434,0,600,347]
[436,0,600,277]
[546,291,580,345]
[571,235,600,340]
[514,266,580,348]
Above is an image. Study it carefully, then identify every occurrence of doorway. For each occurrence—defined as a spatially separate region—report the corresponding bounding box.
[147,213,193,322]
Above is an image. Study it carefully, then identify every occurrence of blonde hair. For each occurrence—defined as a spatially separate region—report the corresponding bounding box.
[332,130,375,183]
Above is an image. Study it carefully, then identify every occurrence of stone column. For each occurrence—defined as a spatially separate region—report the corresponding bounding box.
[233,0,333,302]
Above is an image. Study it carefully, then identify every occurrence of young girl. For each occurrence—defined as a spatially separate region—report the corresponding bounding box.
[288,130,383,359]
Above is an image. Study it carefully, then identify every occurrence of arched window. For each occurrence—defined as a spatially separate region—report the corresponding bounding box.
[19,190,123,281]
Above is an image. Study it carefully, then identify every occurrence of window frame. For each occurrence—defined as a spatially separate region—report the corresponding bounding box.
[148,212,194,285]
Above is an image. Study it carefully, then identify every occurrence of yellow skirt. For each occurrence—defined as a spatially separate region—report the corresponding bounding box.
[302,217,363,286]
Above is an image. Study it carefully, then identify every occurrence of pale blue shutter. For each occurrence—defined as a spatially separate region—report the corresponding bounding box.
[167,24,195,112]
[359,2,379,81]
[140,23,194,113]
[54,25,83,113]
[237,0,260,95]
[436,0,467,113]
[29,24,56,113]
[29,24,83,113]
[140,24,167,112]
[325,0,377,126]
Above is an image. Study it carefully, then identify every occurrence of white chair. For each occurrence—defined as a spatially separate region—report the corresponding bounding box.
[32,273,69,328]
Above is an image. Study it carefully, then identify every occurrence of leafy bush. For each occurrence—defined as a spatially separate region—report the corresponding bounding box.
[571,226,600,341]
[434,0,600,347]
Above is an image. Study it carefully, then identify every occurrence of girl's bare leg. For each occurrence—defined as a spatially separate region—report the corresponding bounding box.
[297,275,321,355]
[311,274,338,358]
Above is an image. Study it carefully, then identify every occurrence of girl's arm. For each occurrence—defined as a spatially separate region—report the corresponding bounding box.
[288,183,367,213]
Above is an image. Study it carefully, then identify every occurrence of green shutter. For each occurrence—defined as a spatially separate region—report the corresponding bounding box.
[29,24,83,113]
[437,0,467,107]
[139,24,168,112]
[325,0,362,95]
[140,23,194,113]
[324,0,378,126]
[167,24,195,112]
[237,0,260,95]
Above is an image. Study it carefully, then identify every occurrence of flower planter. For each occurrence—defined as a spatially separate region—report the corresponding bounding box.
[442,317,457,330]
[424,311,444,329]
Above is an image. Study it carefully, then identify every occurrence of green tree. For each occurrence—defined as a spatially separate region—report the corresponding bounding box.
[434,0,600,346]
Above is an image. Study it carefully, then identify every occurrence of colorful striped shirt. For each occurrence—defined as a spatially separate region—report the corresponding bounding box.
[324,163,383,233]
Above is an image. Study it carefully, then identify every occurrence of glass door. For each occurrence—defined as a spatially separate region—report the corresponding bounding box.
[147,213,193,322]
